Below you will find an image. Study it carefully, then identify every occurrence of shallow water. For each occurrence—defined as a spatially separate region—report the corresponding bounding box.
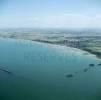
[0,38,101,100]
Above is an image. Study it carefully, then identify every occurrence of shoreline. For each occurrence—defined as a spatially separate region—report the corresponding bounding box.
[0,37,98,59]
[32,39,101,60]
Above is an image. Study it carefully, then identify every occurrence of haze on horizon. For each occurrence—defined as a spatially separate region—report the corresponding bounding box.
[0,0,101,29]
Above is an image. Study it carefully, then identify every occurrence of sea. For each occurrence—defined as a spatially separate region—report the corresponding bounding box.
[0,38,101,100]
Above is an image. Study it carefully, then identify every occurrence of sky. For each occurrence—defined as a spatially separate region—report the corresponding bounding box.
[0,0,101,28]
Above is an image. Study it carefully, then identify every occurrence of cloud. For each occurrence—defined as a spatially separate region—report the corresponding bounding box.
[31,13,101,28]
[1,13,101,28]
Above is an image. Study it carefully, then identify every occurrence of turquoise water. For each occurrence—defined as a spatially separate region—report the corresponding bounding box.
[0,38,101,100]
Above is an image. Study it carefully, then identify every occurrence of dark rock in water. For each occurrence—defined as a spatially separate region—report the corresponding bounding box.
[0,68,13,75]
[98,63,101,66]
[89,64,95,67]
[66,74,74,78]
[75,72,78,74]
[83,68,88,72]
